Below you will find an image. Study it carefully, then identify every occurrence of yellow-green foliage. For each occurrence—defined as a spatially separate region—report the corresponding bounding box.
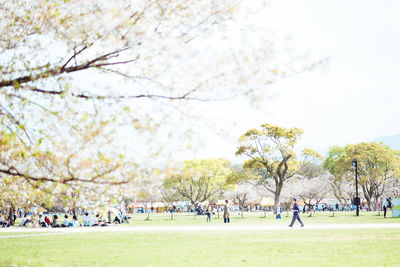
[236,123,321,211]
[324,142,400,185]
[237,123,320,176]
[163,158,233,203]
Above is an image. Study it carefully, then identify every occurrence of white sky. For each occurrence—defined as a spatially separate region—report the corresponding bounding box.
[189,0,400,162]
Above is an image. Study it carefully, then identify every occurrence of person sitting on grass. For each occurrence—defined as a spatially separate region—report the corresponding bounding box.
[91,214,98,226]
[113,215,121,224]
[21,214,31,227]
[61,215,69,227]
[39,214,47,227]
[93,214,108,227]
[44,216,51,227]
[0,215,5,227]
[51,215,60,228]
[83,212,92,227]
[68,215,80,227]
[5,216,11,227]
[0,215,11,227]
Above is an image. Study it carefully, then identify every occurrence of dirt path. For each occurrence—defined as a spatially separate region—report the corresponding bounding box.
[1,223,400,239]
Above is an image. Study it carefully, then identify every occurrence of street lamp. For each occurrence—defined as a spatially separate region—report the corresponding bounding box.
[352,159,360,216]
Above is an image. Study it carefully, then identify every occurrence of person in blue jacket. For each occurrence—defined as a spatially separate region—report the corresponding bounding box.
[289,198,304,227]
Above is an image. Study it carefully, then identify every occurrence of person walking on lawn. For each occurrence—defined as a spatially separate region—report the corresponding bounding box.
[289,198,304,227]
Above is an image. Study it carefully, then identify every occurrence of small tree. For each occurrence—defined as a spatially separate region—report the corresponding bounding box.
[328,175,354,208]
[160,187,180,220]
[224,164,256,218]
[225,183,257,218]
[295,175,330,217]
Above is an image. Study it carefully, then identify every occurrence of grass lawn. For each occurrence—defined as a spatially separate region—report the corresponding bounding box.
[1,228,399,266]
[124,210,399,226]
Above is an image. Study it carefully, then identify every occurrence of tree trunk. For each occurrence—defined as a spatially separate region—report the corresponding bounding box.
[274,193,280,215]
[362,186,373,211]
[8,203,15,226]
[374,199,379,212]
[71,200,77,218]
[377,199,381,216]
[365,198,371,211]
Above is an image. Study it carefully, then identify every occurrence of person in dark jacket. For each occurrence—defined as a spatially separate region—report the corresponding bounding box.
[289,198,304,227]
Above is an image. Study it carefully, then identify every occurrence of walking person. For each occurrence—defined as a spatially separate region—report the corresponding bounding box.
[289,198,304,227]
[223,200,230,223]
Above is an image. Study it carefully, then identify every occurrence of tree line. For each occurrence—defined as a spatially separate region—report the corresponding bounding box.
[162,124,400,215]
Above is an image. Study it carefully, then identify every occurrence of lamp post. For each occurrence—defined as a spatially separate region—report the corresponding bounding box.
[352,159,360,216]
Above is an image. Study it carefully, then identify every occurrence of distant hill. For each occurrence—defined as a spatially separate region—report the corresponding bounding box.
[373,134,400,150]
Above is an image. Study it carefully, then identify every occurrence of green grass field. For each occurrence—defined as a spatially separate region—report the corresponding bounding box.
[1,229,400,267]
[124,210,398,226]
[10,210,398,228]
[1,211,400,266]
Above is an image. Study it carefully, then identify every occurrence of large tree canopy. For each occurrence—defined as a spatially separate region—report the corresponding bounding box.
[236,123,322,213]
[0,0,291,185]
[323,142,400,210]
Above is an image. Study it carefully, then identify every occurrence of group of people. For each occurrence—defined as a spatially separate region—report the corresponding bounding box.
[203,200,231,223]
[204,200,232,223]
[19,213,109,228]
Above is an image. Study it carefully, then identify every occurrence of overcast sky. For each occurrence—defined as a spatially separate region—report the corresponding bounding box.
[189,0,400,161]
